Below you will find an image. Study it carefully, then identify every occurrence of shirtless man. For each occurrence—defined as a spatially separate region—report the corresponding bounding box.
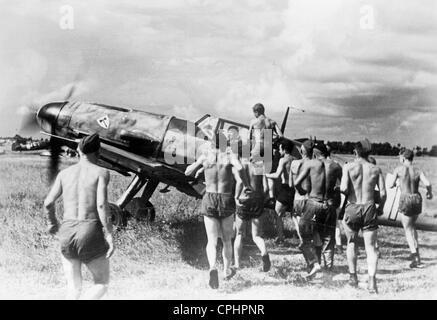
[290,145,311,246]
[185,132,251,289]
[340,139,386,294]
[390,149,432,268]
[293,140,324,278]
[248,103,283,203]
[43,133,114,300]
[265,139,295,244]
[311,142,342,270]
[234,158,271,272]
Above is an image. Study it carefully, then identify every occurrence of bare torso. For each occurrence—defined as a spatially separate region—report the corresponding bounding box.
[304,159,326,201]
[291,159,310,200]
[395,165,421,195]
[250,115,278,145]
[323,159,342,201]
[280,154,293,185]
[242,159,264,194]
[344,159,381,204]
[60,161,108,220]
[202,150,235,194]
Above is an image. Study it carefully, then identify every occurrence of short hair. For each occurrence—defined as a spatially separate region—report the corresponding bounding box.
[301,139,314,158]
[227,125,239,133]
[368,156,377,165]
[314,141,328,157]
[78,133,100,154]
[403,149,414,161]
[279,138,294,154]
[354,139,372,158]
[252,103,265,115]
[325,144,332,156]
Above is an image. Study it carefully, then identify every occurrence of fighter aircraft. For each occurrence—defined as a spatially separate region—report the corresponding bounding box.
[22,99,436,232]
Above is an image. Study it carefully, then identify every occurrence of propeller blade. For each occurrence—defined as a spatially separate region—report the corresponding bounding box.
[48,137,62,184]
[64,84,77,101]
[19,105,40,133]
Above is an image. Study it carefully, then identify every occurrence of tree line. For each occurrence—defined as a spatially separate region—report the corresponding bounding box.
[327,141,437,157]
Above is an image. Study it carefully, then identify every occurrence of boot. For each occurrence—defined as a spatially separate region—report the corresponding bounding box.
[348,273,358,287]
[367,276,378,294]
[262,254,271,272]
[209,269,219,289]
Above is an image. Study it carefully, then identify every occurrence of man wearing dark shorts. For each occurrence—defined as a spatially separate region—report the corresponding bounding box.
[185,132,251,289]
[390,149,433,268]
[234,158,271,272]
[266,139,295,244]
[249,103,283,203]
[340,139,386,293]
[293,140,324,278]
[43,134,114,299]
[312,142,342,270]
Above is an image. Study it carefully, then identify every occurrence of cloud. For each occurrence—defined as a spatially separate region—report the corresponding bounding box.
[0,0,436,148]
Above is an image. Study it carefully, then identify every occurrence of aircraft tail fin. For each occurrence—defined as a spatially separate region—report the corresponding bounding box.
[280,106,290,134]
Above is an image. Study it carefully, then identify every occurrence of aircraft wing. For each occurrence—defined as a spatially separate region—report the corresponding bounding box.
[99,142,205,198]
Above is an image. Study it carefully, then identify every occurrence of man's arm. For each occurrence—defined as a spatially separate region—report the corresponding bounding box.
[294,161,310,195]
[340,164,350,195]
[233,168,244,206]
[377,168,387,214]
[265,158,285,179]
[419,171,433,199]
[230,155,252,191]
[389,167,399,189]
[96,170,114,258]
[43,172,63,234]
[185,155,205,177]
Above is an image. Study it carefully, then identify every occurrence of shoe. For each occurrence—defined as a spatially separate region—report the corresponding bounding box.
[274,237,285,245]
[409,253,423,268]
[348,273,358,287]
[224,268,237,281]
[367,276,378,294]
[262,254,271,272]
[264,198,276,209]
[306,263,322,279]
[209,269,219,289]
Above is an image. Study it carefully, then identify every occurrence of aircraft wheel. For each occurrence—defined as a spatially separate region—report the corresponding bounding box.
[126,198,156,223]
[109,203,126,229]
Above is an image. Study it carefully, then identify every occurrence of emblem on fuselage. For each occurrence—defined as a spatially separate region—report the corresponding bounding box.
[97,115,110,129]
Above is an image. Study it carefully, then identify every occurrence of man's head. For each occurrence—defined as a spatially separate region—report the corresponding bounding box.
[325,143,332,157]
[354,138,372,159]
[300,139,314,158]
[252,103,265,118]
[227,126,240,141]
[279,138,294,156]
[402,148,414,162]
[78,133,100,158]
[313,141,328,158]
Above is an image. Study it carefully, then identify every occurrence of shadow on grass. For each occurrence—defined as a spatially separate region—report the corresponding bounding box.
[171,216,209,269]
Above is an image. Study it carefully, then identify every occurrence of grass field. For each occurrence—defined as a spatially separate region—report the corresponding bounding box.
[0,153,436,299]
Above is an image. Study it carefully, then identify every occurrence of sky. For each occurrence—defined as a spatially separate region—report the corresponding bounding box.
[0,0,436,148]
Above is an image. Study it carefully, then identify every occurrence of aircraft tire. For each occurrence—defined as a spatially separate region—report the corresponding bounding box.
[126,198,156,223]
[109,203,126,229]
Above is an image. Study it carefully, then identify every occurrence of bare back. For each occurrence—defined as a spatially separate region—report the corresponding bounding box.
[394,165,421,195]
[291,159,310,199]
[60,162,108,220]
[342,159,382,204]
[305,159,326,201]
[323,159,342,201]
[202,150,235,194]
[281,154,293,185]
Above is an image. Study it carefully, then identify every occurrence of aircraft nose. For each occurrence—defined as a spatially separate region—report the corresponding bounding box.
[36,102,64,133]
